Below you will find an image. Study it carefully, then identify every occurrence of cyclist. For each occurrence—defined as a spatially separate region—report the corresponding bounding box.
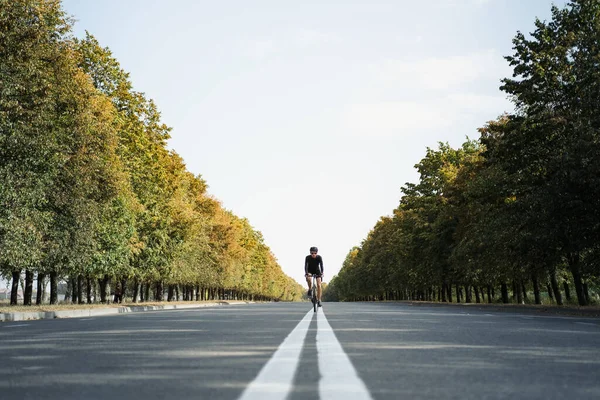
[305,246,323,307]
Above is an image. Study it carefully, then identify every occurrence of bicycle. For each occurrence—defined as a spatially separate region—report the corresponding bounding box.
[308,274,320,312]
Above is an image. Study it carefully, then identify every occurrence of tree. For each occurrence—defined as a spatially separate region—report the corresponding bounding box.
[0,0,72,304]
[500,0,600,305]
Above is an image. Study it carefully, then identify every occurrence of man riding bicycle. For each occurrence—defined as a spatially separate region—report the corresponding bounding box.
[305,246,323,307]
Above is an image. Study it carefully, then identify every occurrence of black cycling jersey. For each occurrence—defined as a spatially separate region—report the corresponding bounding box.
[305,255,323,275]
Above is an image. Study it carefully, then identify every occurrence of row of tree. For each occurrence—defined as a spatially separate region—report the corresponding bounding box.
[0,0,304,305]
[325,0,600,306]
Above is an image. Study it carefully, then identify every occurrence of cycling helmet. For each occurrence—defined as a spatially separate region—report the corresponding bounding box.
[310,246,318,253]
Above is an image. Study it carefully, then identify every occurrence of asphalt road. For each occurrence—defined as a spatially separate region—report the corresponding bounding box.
[1,302,599,400]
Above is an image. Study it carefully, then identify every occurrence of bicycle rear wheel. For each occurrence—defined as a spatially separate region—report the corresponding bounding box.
[312,276,318,312]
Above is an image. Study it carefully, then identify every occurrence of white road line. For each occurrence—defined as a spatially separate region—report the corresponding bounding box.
[317,309,374,400]
[575,322,598,327]
[237,309,313,400]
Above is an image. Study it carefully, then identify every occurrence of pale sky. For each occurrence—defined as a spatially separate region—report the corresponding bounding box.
[61,0,567,285]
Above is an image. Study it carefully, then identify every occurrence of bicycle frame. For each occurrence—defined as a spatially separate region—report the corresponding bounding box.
[310,274,320,312]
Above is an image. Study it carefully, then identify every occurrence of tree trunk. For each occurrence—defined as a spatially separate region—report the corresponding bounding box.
[64,279,71,303]
[98,278,105,303]
[474,286,480,303]
[532,274,541,305]
[567,252,587,306]
[98,275,109,303]
[121,278,127,303]
[77,275,84,304]
[36,273,46,305]
[19,273,25,300]
[455,284,461,303]
[50,270,58,304]
[563,281,571,302]
[70,276,77,303]
[86,276,93,304]
[521,282,528,303]
[441,283,447,302]
[113,280,121,304]
[42,274,48,303]
[24,270,33,306]
[465,285,472,303]
[10,269,20,305]
[156,281,164,301]
[550,270,563,305]
[144,284,150,303]
[487,285,492,303]
[132,279,140,303]
[515,280,523,304]
[547,283,554,301]
[167,285,174,302]
[140,283,145,302]
[500,282,509,304]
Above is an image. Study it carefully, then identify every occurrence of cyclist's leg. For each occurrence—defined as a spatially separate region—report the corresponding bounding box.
[316,276,322,301]
[305,274,312,296]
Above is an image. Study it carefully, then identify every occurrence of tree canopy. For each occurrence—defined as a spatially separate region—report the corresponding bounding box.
[326,0,600,306]
[0,0,303,305]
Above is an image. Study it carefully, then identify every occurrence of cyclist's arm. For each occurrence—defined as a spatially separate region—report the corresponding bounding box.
[319,257,324,275]
[304,256,309,276]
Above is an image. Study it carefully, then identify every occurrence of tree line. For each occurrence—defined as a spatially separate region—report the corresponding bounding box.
[0,0,304,305]
[325,0,600,307]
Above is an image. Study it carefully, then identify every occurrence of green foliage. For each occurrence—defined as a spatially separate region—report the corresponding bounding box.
[334,0,600,305]
[0,0,70,273]
[0,0,302,303]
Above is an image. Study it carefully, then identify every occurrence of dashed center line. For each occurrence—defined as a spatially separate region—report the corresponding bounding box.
[237,309,312,400]
[317,309,374,400]
[237,308,374,400]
